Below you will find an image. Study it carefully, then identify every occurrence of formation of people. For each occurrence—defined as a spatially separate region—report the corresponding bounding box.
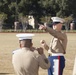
[12,17,68,75]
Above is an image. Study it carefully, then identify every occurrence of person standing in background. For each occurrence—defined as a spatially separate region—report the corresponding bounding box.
[39,17,67,75]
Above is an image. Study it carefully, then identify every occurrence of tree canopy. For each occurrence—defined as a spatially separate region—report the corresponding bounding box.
[0,0,76,28]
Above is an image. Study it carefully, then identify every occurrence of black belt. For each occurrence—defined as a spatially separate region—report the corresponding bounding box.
[48,54,51,56]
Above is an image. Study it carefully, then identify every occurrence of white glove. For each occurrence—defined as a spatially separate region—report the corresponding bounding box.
[40,40,46,46]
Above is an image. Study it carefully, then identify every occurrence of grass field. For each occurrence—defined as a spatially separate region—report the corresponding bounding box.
[0,33,76,75]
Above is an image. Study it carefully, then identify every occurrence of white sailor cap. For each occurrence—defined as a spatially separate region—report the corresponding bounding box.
[16,33,35,40]
[51,17,64,24]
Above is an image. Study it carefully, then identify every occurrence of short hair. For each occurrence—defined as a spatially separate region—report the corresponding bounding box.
[19,39,32,48]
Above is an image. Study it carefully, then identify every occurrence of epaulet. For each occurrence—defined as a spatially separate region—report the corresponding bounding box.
[12,48,20,54]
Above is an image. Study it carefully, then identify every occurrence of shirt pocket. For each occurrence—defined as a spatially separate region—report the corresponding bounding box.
[52,38,58,49]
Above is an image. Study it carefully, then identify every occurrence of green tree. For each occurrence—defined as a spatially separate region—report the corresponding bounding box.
[67,0,76,17]
[0,0,76,29]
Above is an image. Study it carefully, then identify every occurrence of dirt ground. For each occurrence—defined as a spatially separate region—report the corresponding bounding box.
[0,33,76,75]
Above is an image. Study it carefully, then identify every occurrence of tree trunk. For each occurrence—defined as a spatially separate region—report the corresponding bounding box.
[0,21,3,32]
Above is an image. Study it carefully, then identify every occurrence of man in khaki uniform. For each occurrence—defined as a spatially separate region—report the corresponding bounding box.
[39,17,67,75]
[12,33,50,75]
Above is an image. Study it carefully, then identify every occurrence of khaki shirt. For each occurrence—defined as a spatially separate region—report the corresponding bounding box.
[46,26,67,54]
[12,47,50,75]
